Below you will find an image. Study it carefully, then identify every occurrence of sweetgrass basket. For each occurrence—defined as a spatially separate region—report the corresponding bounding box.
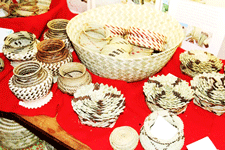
[67,4,184,82]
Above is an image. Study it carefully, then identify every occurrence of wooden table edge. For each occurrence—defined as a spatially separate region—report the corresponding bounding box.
[0,111,91,150]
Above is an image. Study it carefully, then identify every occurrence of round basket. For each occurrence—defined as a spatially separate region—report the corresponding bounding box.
[67,4,184,82]
[140,110,184,150]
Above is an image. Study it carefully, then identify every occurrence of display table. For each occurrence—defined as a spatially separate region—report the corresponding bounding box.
[1,1,225,150]
[0,48,225,150]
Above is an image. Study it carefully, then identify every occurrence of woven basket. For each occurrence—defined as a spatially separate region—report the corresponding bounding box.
[0,2,10,18]
[0,58,4,72]
[67,4,184,82]
[140,110,184,150]
[0,117,40,149]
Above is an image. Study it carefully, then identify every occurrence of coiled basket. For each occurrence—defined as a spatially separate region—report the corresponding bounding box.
[67,4,184,82]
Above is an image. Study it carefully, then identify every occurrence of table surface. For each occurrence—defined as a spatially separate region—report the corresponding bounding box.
[1,1,225,149]
[0,111,91,150]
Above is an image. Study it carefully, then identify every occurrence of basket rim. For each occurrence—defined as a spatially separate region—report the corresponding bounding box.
[37,38,65,53]
[4,31,37,49]
[58,62,86,79]
[47,18,69,31]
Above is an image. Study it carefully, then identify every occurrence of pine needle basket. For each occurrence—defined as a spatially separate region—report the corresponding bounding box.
[67,4,184,82]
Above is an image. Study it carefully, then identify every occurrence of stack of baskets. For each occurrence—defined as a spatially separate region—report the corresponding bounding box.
[191,72,225,116]
[179,50,223,77]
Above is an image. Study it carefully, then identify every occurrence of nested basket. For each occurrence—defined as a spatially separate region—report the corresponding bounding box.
[44,19,73,51]
[66,4,184,82]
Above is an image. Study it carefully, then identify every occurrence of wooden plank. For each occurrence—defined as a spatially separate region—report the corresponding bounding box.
[0,112,91,150]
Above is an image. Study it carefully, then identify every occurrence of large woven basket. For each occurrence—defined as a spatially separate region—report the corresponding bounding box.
[67,4,184,82]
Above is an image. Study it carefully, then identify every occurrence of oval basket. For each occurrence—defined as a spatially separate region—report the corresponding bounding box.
[67,4,184,82]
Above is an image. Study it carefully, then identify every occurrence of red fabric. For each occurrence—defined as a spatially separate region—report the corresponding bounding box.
[0,0,77,39]
[56,47,225,150]
[0,0,77,117]
[1,1,225,149]
[0,54,62,117]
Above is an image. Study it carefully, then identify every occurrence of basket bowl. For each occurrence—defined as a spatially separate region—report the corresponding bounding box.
[67,4,184,82]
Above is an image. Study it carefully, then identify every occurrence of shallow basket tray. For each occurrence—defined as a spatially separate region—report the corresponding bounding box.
[67,4,184,82]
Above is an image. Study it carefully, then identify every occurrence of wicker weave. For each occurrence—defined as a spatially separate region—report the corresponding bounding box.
[9,61,53,102]
[0,58,4,72]
[0,2,10,18]
[36,39,69,63]
[0,117,40,149]
[67,4,184,82]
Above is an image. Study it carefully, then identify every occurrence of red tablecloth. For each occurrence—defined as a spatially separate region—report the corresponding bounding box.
[0,53,61,117]
[1,1,225,149]
[0,0,76,39]
[56,48,225,150]
[0,0,77,117]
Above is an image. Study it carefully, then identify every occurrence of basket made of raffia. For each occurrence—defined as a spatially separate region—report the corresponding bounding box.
[67,4,184,82]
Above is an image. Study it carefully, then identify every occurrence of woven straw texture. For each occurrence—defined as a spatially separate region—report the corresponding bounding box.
[67,4,184,82]
[9,61,53,102]
[0,117,39,149]
[140,110,184,150]
[3,31,38,61]
[0,58,4,72]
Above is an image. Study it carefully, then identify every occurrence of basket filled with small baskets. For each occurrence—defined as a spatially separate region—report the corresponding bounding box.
[67,4,184,82]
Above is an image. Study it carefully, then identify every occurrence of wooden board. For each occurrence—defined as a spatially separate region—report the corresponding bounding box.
[0,112,91,150]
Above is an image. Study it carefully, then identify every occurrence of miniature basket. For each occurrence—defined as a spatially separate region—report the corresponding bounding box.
[57,62,92,95]
[109,126,139,150]
[140,110,185,150]
[67,4,184,82]
[9,61,53,103]
[2,31,38,67]
[179,50,223,77]
[34,39,73,77]
[71,83,125,128]
[143,74,193,115]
